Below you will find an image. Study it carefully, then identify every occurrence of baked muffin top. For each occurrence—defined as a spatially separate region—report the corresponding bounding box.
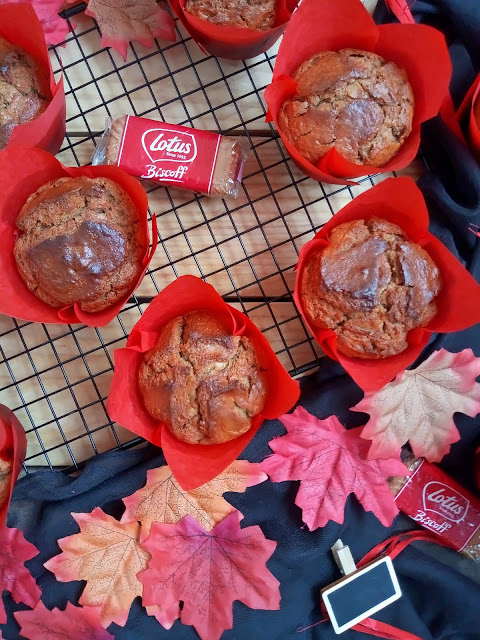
[278,49,414,167]
[14,176,147,313]
[301,218,441,359]
[185,0,276,30]
[138,310,268,445]
[0,37,49,149]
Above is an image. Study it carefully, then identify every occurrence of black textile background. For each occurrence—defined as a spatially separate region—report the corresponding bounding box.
[3,1,480,638]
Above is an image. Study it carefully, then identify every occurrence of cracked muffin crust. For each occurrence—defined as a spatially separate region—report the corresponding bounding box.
[138,310,268,445]
[14,176,148,313]
[278,49,414,167]
[0,37,50,149]
[185,0,276,30]
[301,218,441,359]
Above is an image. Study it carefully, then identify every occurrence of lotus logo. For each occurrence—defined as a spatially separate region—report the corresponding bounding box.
[141,128,197,164]
[422,481,469,523]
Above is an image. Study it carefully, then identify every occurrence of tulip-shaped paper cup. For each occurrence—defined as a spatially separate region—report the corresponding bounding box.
[169,0,300,60]
[0,405,27,527]
[264,0,452,185]
[107,276,300,490]
[294,177,480,392]
[456,73,480,163]
[0,146,157,327]
[0,3,66,154]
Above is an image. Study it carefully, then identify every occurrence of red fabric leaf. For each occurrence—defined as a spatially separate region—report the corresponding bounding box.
[0,0,71,46]
[15,602,113,640]
[44,508,150,627]
[353,349,480,462]
[261,407,407,529]
[0,525,41,624]
[139,512,280,640]
[85,0,176,61]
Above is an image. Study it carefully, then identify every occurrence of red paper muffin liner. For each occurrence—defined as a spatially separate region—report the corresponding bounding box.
[456,73,480,162]
[294,177,480,392]
[264,0,452,185]
[0,405,27,527]
[168,0,300,60]
[0,146,157,328]
[0,3,66,154]
[107,275,300,490]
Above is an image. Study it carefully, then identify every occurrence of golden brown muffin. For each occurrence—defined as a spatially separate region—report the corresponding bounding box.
[14,176,148,313]
[0,36,50,149]
[301,218,441,359]
[185,0,276,30]
[278,49,414,167]
[138,310,268,445]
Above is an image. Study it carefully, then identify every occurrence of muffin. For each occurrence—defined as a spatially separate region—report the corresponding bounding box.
[14,176,148,313]
[301,218,441,359]
[278,49,414,167]
[138,310,268,445]
[0,36,49,149]
[185,0,276,30]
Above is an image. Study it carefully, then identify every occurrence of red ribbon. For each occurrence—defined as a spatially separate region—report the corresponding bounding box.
[299,530,453,639]
[384,0,415,24]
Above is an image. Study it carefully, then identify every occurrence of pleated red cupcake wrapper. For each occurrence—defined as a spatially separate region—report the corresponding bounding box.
[0,405,27,528]
[293,177,480,392]
[0,146,157,328]
[264,0,452,185]
[168,0,300,60]
[107,275,300,490]
[455,73,480,162]
[0,3,66,155]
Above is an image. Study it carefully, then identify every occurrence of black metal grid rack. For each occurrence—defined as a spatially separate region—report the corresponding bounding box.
[0,3,407,473]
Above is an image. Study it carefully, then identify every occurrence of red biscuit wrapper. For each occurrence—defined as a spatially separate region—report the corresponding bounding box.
[0,3,66,154]
[0,146,157,328]
[107,275,300,490]
[293,176,480,392]
[264,0,452,185]
[0,405,27,528]
[389,455,480,562]
[168,0,300,60]
[455,73,480,162]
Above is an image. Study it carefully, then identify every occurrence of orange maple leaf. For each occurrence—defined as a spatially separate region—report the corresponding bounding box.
[44,507,150,628]
[121,460,267,536]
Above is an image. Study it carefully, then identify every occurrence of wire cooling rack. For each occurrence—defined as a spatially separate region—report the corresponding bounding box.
[0,2,420,473]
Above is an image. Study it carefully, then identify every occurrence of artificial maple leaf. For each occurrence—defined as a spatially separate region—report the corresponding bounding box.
[139,512,280,640]
[15,602,113,640]
[0,0,71,45]
[121,460,267,536]
[44,507,150,628]
[261,407,407,530]
[85,0,176,61]
[0,525,41,624]
[353,349,480,462]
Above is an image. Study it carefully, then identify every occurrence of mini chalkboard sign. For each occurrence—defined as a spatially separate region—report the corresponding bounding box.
[321,540,402,634]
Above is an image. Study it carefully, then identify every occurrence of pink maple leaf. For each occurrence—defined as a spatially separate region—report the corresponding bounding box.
[0,0,72,45]
[85,0,176,61]
[0,525,41,624]
[261,407,407,529]
[353,349,480,462]
[139,512,280,640]
[15,601,114,640]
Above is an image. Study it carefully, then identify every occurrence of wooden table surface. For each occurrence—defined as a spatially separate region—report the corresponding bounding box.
[0,1,423,470]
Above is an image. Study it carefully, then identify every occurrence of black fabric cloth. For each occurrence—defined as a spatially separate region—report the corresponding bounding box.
[3,2,480,638]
